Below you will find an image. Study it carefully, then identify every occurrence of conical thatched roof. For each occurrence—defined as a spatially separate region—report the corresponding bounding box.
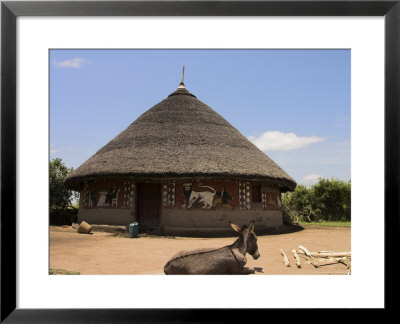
[65,85,296,192]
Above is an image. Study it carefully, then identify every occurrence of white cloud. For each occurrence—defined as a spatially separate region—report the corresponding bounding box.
[53,58,90,68]
[302,174,323,185]
[50,144,59,154]
[248,131,325,151]
[50,144,73,154]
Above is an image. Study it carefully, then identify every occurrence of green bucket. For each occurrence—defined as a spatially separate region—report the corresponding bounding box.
[128,222,139,238]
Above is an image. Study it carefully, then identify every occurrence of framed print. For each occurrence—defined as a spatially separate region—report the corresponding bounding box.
[1,0,399,321]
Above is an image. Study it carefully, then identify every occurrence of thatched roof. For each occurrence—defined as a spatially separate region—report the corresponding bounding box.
[65,85,296,192]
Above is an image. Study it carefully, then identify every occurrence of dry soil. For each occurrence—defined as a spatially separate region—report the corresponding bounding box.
[49,225,351,275]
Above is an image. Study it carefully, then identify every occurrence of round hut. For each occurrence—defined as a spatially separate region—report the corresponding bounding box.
[65,79,296,236]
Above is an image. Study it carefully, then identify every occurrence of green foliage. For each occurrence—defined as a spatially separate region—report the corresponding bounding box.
[298,221,351,227]
[282,178,351,224]
[49,208,79,226]
[49,158,78,211]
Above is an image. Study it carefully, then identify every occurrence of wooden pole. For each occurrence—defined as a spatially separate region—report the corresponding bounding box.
[292,250,301,268]
[311,257,349,267]
[297,249,351,259]
[309,252,351,258]
[298,245,312,257]
[280,249,290,267]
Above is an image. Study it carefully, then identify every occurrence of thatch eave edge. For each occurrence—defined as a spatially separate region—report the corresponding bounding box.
[65,172,296,192]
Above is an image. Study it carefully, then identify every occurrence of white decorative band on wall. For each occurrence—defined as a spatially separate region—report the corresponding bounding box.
[123,181,136,208]
[162,180,176,207]
[239,181,251,210]
[262,192,267,209]
[82,182,89,208]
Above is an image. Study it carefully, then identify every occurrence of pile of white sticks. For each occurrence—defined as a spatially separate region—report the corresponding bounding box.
[280,245,351,273]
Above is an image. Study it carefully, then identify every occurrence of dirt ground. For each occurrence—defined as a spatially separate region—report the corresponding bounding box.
[49,225,351,275]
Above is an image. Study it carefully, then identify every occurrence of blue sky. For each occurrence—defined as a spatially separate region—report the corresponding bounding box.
[50,49,350,186]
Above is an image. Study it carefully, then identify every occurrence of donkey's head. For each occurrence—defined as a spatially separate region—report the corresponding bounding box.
[231,221,260,260]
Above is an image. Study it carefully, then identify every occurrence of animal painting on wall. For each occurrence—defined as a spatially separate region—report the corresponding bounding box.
[182,182,192,208]
[181,182,235,209]
[89,191,96,207]
[104,186,118,206]
[213,187,234,209]
[263,192,282,210]
[91,185,120,207]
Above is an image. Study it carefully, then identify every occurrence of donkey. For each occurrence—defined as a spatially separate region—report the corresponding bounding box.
[164,221,260,274]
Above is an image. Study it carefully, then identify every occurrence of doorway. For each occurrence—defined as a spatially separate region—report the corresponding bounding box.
[137,183,161,229]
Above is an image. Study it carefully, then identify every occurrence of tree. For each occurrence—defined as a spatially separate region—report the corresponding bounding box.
[49,158,77,211]
[282,178,351,223]
[312,178,351,221]
[282,185,321,223]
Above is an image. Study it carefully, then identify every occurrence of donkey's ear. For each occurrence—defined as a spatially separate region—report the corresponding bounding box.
[230,222,242,232]
[248,221,255,233]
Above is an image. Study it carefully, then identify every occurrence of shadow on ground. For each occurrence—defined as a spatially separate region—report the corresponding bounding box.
[256,224,305,236]
[73,223,305,239]
[138,224,305,238]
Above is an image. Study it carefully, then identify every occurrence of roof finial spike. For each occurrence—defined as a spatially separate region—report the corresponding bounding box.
[178,65,186,89]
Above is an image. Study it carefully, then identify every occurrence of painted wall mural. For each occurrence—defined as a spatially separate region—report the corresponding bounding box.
[182,182,192,208]
[179,181,237,209]
[262,192,282,210]
[188,185,216,209]
[81,179,281,211]
[82,181,124,209]
[89,191,97,207]
[213,187,234,209]
[97,185,119,207]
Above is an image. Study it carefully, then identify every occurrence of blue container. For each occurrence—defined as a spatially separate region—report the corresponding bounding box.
[128,222,139,238]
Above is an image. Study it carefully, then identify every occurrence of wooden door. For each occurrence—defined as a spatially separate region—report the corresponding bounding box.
[137,183,161,228]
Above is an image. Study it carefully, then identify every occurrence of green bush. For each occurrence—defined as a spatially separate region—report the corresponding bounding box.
[49,158,80,225]
[282,178,351,224]
[49,207,78,226]
[49,158,78,211]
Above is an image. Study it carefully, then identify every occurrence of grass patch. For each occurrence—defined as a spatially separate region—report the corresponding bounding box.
[49,268,80,275]
[298,221,351,228]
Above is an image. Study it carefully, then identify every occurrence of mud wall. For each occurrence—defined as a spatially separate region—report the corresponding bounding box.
[77,207,135,226]
[76,178,284,234]
[160,209,282,236]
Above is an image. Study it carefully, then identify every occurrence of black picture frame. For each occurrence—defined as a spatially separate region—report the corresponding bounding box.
[1,0,398,321]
